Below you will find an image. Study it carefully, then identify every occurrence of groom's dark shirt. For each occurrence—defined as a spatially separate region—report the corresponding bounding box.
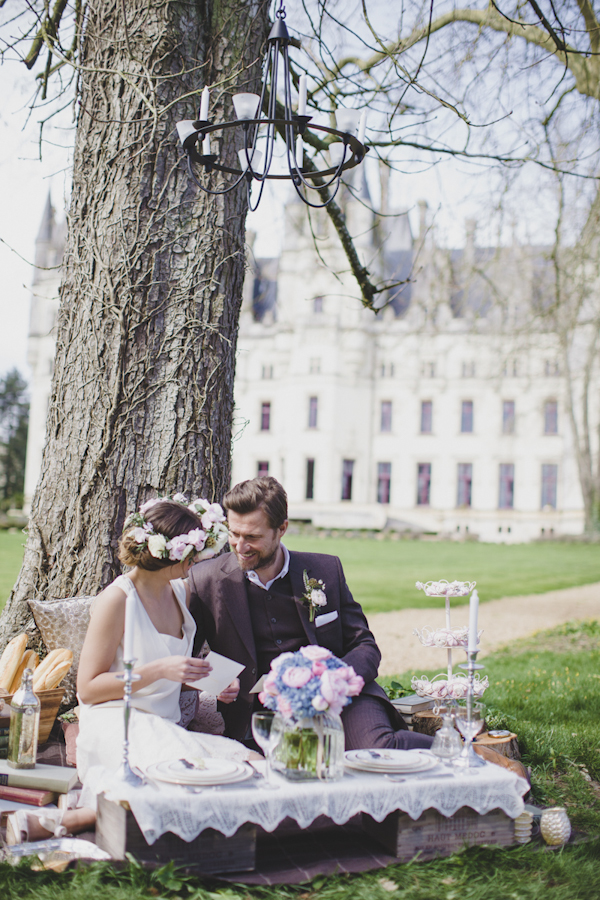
[188,549,401,742]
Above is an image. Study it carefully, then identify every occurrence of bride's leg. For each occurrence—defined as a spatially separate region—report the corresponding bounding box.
[6,807,96,844]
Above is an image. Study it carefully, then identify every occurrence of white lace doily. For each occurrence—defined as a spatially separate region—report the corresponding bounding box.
[84,758,527,844]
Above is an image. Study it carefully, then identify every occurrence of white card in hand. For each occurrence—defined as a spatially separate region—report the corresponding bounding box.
[187,651,245,697]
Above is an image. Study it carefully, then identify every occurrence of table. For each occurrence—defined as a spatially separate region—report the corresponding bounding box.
[90,757,528,874]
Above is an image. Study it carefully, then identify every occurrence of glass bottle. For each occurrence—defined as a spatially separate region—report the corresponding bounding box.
[8,668,41,769]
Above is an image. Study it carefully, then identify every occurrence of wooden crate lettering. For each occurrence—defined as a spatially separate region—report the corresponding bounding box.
[363,806,515,861]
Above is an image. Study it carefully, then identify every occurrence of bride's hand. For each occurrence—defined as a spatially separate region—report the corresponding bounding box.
[159,656,212,683]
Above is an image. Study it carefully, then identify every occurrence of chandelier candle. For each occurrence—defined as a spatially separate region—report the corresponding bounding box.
[468,589,479,654]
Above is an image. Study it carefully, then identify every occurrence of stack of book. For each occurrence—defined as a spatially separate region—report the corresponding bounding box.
[391,694,436,728]
[0,760,79,821]
[0,709,8,760]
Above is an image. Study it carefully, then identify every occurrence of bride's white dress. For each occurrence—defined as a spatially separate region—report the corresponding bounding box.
[76,575,249,804]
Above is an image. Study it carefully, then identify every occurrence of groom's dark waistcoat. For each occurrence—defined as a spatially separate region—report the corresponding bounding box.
[188,550,393,742]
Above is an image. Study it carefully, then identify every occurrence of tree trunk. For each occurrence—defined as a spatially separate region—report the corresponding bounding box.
[0,0,270,647]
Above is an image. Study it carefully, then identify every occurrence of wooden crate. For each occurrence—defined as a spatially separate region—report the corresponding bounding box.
[96,793,257,873]
[1,688,64,745]
[363,806,515,862]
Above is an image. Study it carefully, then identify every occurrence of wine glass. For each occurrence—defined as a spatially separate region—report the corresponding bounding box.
[453,700,486,769]
[251,711,283,789]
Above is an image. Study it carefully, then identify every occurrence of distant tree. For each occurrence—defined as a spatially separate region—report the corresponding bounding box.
[0,369,29,508]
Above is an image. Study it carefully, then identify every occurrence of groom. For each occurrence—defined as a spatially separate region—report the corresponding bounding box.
[188,476,432,750]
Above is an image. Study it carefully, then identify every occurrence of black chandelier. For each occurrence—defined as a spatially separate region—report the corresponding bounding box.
[176,3,368,211]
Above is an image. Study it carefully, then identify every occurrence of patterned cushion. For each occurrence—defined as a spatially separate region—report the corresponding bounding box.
[28,596,93,709]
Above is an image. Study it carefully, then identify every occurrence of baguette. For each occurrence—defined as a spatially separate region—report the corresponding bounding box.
[32,649,73,692]
[41,659,72,690]
[8,650,39,694]
[0,634,28,692]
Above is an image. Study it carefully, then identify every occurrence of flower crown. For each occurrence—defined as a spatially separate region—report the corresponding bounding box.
[123,493,229,563]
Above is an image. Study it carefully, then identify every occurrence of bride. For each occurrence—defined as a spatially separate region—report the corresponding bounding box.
[8,495,254,844]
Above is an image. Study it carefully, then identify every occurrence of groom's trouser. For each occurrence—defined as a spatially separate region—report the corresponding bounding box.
[341,695,434,751]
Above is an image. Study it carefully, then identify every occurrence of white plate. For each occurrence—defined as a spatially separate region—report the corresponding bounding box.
[345,756,438,775]
[345,749,430,770]
[146,760,253,786]
[165,758,239,777]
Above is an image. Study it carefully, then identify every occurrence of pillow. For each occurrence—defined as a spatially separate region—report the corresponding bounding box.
[28,596,94,709]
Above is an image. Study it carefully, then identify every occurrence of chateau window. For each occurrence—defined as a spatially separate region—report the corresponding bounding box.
[309,357,321,374]
[457,463,472,508]
[313,296,324,313]
[544,360,560,377]
[462,361,476,378]
[420,400,433,434]
[380,363,395,378]
[417,463,431,506]
[461,400,474,433]
[257,461,269,476]
[421,361,435,378]
[308,396,318,429]
[544,400,558,434]
[260,402,271,431]
[541,464,558,509]
[261,365,273,379]
[502,400,515,435]
[380,401,392,432]
[499,463,514,509]
[341,459,354,501]
[306,459,315,500]
[377,462,391,504]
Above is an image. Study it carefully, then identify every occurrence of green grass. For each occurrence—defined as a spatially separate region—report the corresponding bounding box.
[0,530,25,611]
[2,620,600,899]
[285,535,600,613]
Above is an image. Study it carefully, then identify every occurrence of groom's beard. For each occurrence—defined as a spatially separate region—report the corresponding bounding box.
[232,541,280,573]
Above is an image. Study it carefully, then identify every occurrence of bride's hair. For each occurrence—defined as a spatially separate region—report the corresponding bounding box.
[119,500,205,571]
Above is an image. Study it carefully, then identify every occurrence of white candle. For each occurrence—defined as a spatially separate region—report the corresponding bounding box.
[199,86,210,121]
[468,589,479,653]
[202,132,211,156]
[123,592,135,661]
[298,75,307,116]
[296,134,303,167]
[358,109,367,144]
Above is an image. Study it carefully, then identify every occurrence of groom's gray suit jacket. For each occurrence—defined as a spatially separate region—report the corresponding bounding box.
[188,550,398,742]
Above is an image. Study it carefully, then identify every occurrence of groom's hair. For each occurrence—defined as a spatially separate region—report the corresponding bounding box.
[224,477,288,530]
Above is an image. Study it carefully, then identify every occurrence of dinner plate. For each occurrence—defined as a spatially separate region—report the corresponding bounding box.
[146,760,254,786]
[344,756,438,775]
[344,750,437,774]
[165,758,240,777]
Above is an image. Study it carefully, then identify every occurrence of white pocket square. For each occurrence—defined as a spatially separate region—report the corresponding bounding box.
[315,610,338,627]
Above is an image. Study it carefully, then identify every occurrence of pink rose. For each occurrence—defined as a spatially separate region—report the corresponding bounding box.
[312,694,329,711]
[300,645,332,661]
[320,669,350,716]
[185,528,207,551]
[258,691,266,704]
[277,696,293,718]
[131,527,146,544]
[168,535,191,560]
[140,498,162,515]
[271,652,295,670]
[339,666,364,696]
[312,660,327,676]
[263,672,278,695]
[282,666,313,688]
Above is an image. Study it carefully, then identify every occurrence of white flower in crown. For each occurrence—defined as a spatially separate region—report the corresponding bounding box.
[147,534,168,558]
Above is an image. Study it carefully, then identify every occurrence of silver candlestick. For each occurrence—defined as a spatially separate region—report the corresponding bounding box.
[115,659,144,786]
[454,650,487,768]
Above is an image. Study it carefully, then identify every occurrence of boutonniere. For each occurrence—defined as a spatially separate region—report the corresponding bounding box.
[302,570,327,622]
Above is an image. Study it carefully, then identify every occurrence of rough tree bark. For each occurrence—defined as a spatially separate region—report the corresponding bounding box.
[0,0,270,647]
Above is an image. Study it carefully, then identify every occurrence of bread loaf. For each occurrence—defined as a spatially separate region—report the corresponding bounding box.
[0,634,28,692]
[42,659,73,690]
[8,649,39,694]
[32,649,73,692]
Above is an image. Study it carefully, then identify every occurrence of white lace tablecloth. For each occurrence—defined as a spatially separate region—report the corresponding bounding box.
[85,758,528,845]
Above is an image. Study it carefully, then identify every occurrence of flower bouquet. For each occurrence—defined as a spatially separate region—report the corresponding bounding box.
[259,646,364,781]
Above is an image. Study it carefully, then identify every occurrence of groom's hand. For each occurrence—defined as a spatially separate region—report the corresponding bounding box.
[218,678,240,704]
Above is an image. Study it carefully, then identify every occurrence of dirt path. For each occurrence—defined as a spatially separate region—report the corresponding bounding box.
[369,582,600,677]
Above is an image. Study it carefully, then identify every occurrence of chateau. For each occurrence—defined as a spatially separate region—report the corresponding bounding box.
[24,185,587,542]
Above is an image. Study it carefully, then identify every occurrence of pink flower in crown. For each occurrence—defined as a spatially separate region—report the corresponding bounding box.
[185,528,207,551]
[168,535,191,561]
[300,645,332,662]
[277,696,293,718]
[140,498,162,515]
[281,666,313,689]
[131,527,147,544]
[200,503,226,530]
[312,660,327,677]
[172,493,187,503]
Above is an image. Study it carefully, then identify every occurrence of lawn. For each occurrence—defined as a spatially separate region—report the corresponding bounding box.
[2,619,600,899]
[2,531,600,615]
[285,535,600,614]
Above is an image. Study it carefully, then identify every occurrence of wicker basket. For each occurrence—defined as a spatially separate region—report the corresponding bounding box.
[1,687,65,745]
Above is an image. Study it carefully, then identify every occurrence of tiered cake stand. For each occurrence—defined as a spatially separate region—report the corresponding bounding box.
[411,580,488,701]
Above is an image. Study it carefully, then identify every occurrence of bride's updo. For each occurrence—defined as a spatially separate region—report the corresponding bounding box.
[119,500,205,571]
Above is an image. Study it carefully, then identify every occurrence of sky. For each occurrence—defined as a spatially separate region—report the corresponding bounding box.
[0,50,563,385]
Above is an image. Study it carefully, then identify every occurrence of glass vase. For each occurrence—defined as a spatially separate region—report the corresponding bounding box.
[274,712,345,781]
